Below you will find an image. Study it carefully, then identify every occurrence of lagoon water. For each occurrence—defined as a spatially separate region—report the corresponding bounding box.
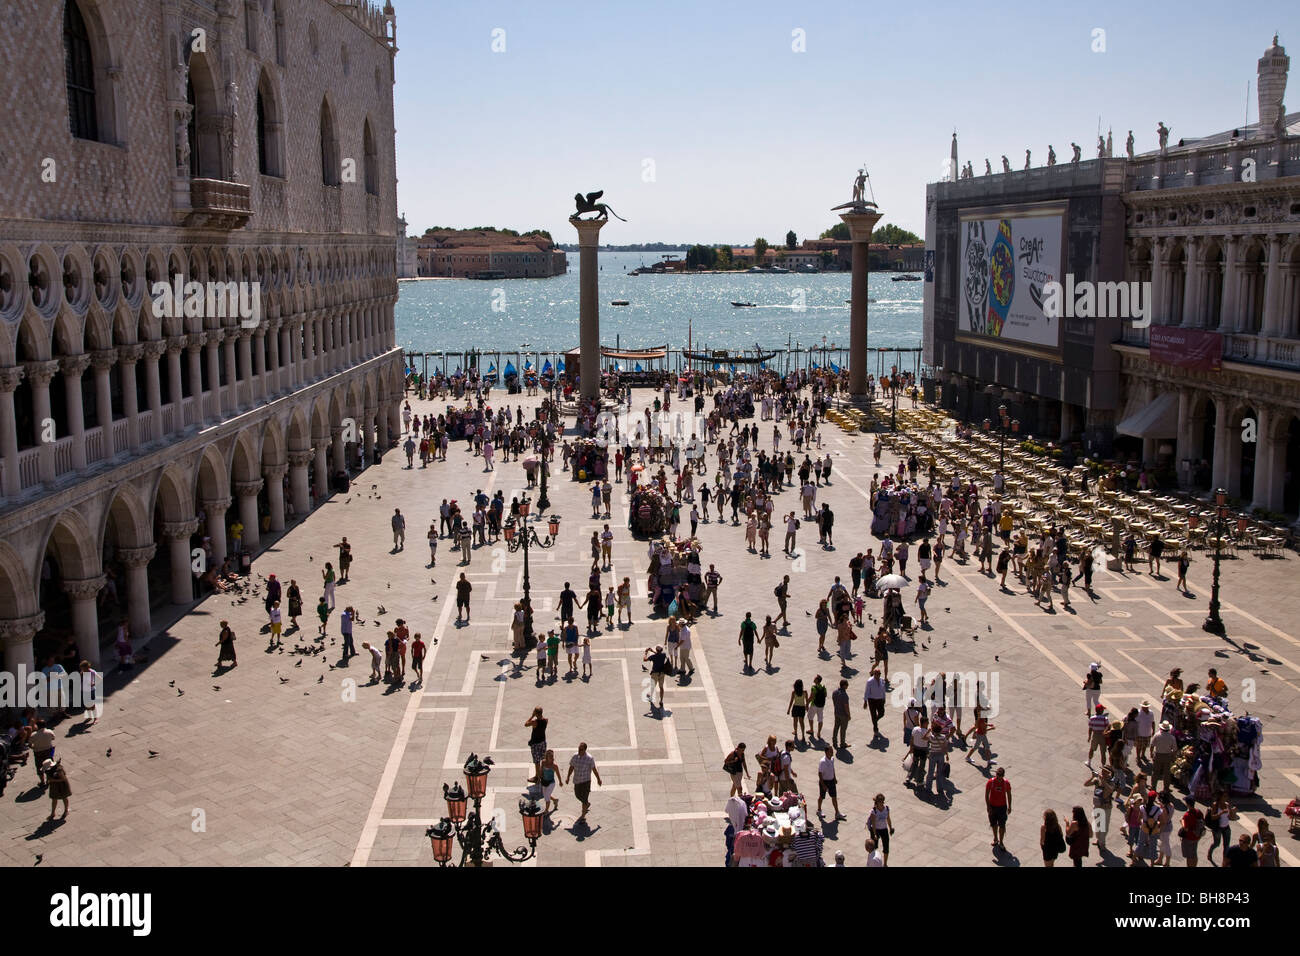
[395,251,923,360]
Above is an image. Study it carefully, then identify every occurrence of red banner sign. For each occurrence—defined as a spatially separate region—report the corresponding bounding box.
[1150,326,1222,371]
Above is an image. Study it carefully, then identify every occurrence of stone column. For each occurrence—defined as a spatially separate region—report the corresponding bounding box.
[1250,406,1283,512]
[1175,388,1194,486]
[571,217,607,401]
[1261,235,1285,337]
[0,366,24,497]
[1218,236,1239,331]
[0,612,44,676]
[237,327,254,408]
[90,349,116,458]
[263,462,287,531]
[62,576,105,666]
[377,401,390,451]
[1148,239,1164,326]
[287,449,313,517]
[223,330,239,411]
[118,545,156,639]
[330,424,346,473]
[269,318,284,394]
[202,496,231,561]
[252,327,267,401]
[162,518,201,604]
[363,405,377,463]
[142,341,166,443]
[839,206,885,396]
[166,336,186,434]
[23,359,60,483]
[235,479,263,553]
[1211,395,1234,494]
[313,438,328,501]
[58,354,91,471]
[186,334,205,425]
[205,332,223,419]
[117,345,142,451]
[1180,236,1200,327]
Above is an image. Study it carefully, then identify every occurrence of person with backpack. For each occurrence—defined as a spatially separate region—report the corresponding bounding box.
[807,675,828,742]
[737,612,758,671]
[723,743,749,797]
[643,645,671,709]
[773,575,790,628]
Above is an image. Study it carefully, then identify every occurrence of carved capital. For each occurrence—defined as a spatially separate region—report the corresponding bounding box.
[167,335,188,355]
[162,518,201,540]
[0,612,46,643]
[60,353,93,378]
[263,463,288,481]
[287,450,315,468]
[117,343,143,365]
[330,425,345,438]
[186,333,206,352]
[202,496,233,514]
[117,545,156,568]
[235,478,264,497]
[90,349,119,371]
[62,575,107,601]
[0,365,25,392]
[23,359,61,388]
[142,339,169,360]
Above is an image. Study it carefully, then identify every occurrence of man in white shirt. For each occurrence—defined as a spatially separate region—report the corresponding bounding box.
[676,622,694,675]
[862,669,888,738]
[1135,699,1157,765]
[816,746,845,821]
[784,513,799,555]
[864,838,885,867]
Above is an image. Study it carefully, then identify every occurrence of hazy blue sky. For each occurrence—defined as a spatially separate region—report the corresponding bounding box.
[392,0,1295,243]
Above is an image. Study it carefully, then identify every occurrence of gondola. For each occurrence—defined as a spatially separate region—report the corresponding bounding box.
[682,347,779,365]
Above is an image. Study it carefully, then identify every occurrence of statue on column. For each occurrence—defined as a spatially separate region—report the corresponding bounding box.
[1024,149,1031,169]
[1000,155,1010,173]
[852,168,867,202]
[1125,130,1135,159]
[1047,145,1056,166]
[1071,142,1081,163]
[571,190,627,221]
[1157,122,1170,153]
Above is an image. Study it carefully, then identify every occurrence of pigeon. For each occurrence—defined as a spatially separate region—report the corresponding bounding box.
[988,625,992,632]
[995,655,1000,662]
[328,664,336,670]
[279,677,290,684]
[148,750,159,758]
[105,748,112,758]
[973,635,979,641]
[372,621,380,627]
[309,556,313,561]
[432,637,437,645]
[303,692,310,696]
[345,499,351,505]
[430,579,437,585]
[169,680,176,687]
[317,675,324,683]
[377,605,386,615]
[212,685,221,691]
[387,583,391,589]
[176,688,184,697]
[34,854,42,865]
[295,660,302,668]
[431,595,438,601]
[942,641,947,648]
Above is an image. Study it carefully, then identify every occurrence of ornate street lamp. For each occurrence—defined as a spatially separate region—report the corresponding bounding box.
[426,754,544,867]
[983,403,1020,474]
[537,425,555,512]
[1203,488,1231,636]
[503,499,561,650]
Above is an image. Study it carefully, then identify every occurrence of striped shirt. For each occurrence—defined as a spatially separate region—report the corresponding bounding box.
[1088,713,1109,734]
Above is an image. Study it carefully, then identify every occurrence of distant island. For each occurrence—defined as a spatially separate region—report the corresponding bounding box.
[412,227,566,278]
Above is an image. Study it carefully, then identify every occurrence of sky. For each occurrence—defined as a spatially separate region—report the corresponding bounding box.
[392,0,1296,244]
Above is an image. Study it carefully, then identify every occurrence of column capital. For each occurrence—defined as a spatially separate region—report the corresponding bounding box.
[141,340,169,360]
[60,353,93,377]
[330,425,345,438]
[117,545,157,568]
[237,325,257,340]
[23,359,61,387]
[62,575,107,600]
[0,612,45,643]
[90,349,118,371]
[162,517,201,540]
[117,343,143,365]
[569,216,608,246]
[287,449,315,467]
[836,207,884,241]
[235,478,264,497]
[186,332,207,352]
[263,462,288,480]
[167,334,189,355]
[0,365,25,392]
[202,495,233,513]
[204,330,226,348]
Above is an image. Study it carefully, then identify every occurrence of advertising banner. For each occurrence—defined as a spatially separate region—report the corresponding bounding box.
[957,209,1064,353]
[1150,325,1222,371]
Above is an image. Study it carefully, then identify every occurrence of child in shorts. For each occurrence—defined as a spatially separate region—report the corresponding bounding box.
[582,638,593,678]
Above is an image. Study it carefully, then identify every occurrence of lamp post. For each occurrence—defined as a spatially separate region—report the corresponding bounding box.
[983,403,1020,474]
[536,426,554,512]
[426,754,545,867]
[890,364,899,431]
[1202,488,1231,636]
[503,498,561,650]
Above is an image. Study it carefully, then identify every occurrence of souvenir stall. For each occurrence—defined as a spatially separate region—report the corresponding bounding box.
[1162,691,1264,798]
[725,791,824,868]
[645,536,703,609]
[629,486,672,538]
[569,438,607,482]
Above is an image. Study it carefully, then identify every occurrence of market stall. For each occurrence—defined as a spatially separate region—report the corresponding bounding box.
[569,438,607,482]
[1161,689,1263,797]
[645,536,703,610]
[725,791,824,867]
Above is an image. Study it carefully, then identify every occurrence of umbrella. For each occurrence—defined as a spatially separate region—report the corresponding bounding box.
[875,574,909,590]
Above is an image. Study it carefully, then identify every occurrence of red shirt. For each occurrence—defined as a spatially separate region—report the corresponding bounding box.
[411,639,426,659]
[986,777,1011,807]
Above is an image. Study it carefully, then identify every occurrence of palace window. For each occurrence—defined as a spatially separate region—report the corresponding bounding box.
[64,1,98,140]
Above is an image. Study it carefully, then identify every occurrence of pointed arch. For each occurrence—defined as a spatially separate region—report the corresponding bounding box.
[319,95,340,186]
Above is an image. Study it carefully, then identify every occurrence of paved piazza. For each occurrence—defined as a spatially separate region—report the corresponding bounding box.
[5,389,1299,868]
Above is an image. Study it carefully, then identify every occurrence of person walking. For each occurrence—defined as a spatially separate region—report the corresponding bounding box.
[340,606,356,659]
[738,612,758,671]
[677,619,694,675]
[525,707,549,784]
[455,573,472,623]
[316,594,330,637]
[723,742,749,796]
[268,600,282,648]
[703,565,722,614]
[427,524,438,567]
[565,743,602,823]
[863,668,887,738]
[287,579,302,629]
[1066,806,1092,867]
[808,675,828,742]
[539,750,562,814]
[1206,792,1232,865]
[773,575,790,628]
[868,794,894,865]
[784,512,799,555]
[410,632,426,684]
[1082,663,1102,715]
[923,721,950,799]
[322,562,336,610]
[787,679,809,742]
[761,615,780,669]
[43,758,71,821]
[1151,719,1178,792]
[1041,809,1066,867]
[831,678,851,750]
[816,746,845,821]
[1087,704,1110,767]
[215,620,237,668]
[986,767,1012,849]
[392,508,406,551]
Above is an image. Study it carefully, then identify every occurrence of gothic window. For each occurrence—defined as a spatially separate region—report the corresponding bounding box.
[64,1,98,140]
[320,98,339,186]
[363,119,378,196]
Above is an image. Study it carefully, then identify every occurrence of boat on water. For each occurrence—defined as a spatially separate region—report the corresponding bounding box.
[891,274,922,281]
[610,300,629,306]
[683,345,780,365]
[470,270,506,280]
[731,301,757,308]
